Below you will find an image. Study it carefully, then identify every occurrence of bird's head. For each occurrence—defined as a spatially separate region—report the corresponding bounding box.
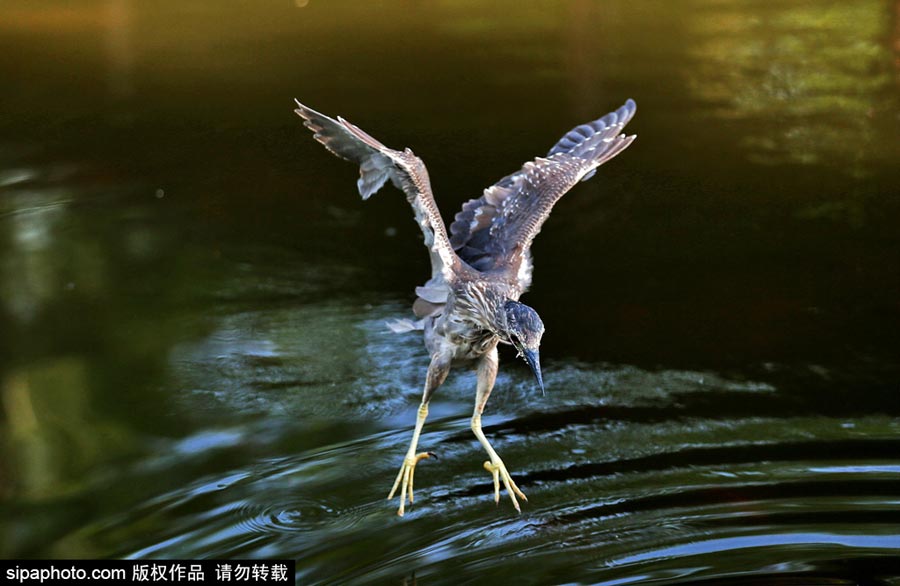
[501,300,545,394]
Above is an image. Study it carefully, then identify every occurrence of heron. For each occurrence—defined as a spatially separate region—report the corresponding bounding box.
[294,97,636,516]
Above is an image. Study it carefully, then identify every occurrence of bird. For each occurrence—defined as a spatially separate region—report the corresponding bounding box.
[294,97,636,516]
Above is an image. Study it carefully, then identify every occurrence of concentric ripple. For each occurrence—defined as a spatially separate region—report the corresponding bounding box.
[234,498,336,535]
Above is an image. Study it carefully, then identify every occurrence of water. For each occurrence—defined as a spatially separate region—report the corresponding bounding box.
[2,0,900,584]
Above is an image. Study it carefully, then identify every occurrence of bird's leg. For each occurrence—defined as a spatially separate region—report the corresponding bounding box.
[387,353,450,516]
[471,346,527,512]
[387,401,432,514]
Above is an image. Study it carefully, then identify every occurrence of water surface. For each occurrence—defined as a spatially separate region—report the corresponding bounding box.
[2,1,900,584]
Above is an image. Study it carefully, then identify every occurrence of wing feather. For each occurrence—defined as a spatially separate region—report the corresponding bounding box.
[294,100,460,284]
[449,99,637,290]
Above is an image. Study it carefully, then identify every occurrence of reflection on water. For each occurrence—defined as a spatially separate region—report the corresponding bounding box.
[1,0,899,584]
[687,0,899,229]
[690,1,895,167]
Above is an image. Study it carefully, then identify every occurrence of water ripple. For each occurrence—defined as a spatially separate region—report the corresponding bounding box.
[235,498,336,534]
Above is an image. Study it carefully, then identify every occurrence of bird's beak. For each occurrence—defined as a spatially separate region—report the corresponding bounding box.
[523,348,544,396]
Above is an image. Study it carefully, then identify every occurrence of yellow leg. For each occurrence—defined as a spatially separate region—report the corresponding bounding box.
[387,402,434,516]
[472,412,527,511]
[471,346,527,511]
[387,353,450,516]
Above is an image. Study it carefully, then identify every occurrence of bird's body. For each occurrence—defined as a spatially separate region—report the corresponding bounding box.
[433,280,515,358]
[294,97,637,515]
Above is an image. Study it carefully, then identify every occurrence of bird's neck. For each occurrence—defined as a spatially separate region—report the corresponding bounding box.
[453,282,509,334]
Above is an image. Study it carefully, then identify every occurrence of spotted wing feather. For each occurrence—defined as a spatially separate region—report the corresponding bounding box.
[449,99,637,290]
[294,100,459,285]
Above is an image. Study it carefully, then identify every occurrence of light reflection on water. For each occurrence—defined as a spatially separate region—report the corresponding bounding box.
[1,0,899,583]
[45,282,898,582]
[2,161,899,583]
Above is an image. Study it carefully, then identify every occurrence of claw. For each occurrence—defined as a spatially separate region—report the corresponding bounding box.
[388,451,435,516]
[483,458,527,513]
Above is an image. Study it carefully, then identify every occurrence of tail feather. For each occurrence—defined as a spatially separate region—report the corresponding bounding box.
[386,318,424,333]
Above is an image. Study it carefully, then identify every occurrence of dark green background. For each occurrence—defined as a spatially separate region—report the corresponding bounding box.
[2,1,899,584]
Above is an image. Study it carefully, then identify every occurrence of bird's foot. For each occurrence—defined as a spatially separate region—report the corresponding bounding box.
[483,458,527,512]
[387,451,435,516]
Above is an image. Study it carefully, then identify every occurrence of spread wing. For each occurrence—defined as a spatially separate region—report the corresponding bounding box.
[294,99,460,285]
[449,99,637,291]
